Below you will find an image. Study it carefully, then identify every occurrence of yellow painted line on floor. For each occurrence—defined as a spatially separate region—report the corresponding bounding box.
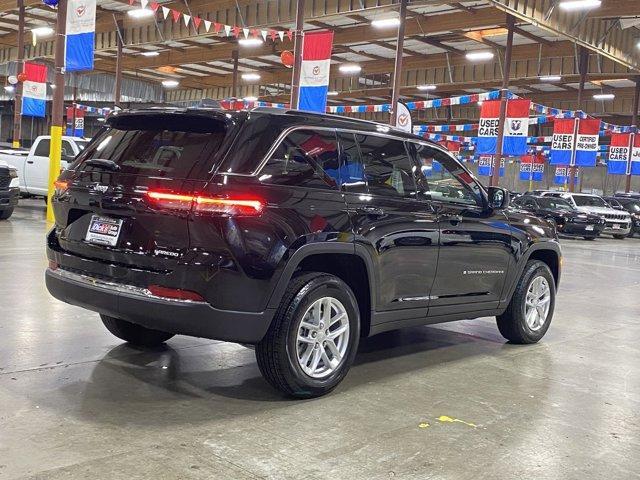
[437,415,477,428]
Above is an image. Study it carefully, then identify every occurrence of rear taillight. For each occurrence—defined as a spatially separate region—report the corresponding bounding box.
[148,284,205,302]
[145,190,264,216]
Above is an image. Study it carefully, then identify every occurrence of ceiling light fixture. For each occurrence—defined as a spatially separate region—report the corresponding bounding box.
[241,73,261,81]
[465,51,494,61]
[417,84,437,91]
[559,0,602,11]
[4,85,14,92]
[140,51,160,57]
[327,91,339,96]
[593,93,615,100]
[371,17,401,28]
[31,26,54,36]
[127,8,155,19]
[161,79,179,88]
[339,64,362,74]
[539,75,562,82]
[243,96,258,102]
[238,38,263,47]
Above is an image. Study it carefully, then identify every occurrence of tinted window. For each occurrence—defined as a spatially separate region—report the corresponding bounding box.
[537,197,574,210]
[573,195,607,207]
[336,132,366,189]
[75,114,227,178]
[351,134,417,198]
[260,129,339,189]
[61,141,73,157]
[412,143,482,206]
[34,139,50,157]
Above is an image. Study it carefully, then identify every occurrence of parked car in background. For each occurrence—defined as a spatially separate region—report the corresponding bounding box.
[512,195,605,239]
[614,192,640,201]
[45,108,562,398]
[541,192,632,239]
[0,159,19,219]
[604,196,640,237]
[0,136,88,198]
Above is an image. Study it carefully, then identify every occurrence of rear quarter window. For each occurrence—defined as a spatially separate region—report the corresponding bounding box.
[76,114,228,178]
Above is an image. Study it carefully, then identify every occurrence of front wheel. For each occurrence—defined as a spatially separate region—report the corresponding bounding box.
[101,314,174,347]
[613,234,627,240]
[0,208,13,220]
[496,260,556,344]
[256,272,360,398]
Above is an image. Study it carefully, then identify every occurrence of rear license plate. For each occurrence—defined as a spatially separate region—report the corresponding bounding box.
[585,225,594,231]
[612,224,621,230]
[85,215,123,246]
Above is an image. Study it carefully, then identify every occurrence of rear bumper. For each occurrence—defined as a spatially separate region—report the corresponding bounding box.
[557,222,604,237]
[45,267,274,344]
[602,222,631,235]
[0,187,19,208]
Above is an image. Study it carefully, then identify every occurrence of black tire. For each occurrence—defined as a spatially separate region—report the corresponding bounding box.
[255,272,360,398]
[613,234,626,240]
[0,208,13,220]
[100,314,174,347]
[583,236,596,240]
[496,260,555,344]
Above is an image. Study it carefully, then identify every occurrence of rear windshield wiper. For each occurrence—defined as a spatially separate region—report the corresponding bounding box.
[84,158,120,171]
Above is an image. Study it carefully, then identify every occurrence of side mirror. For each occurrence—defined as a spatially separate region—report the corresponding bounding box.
[487,186,510,210]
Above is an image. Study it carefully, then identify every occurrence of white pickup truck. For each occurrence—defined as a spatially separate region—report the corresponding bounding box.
[0,135,88,197]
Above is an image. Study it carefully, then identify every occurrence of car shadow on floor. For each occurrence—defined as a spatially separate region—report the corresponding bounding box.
[48,320,539,427]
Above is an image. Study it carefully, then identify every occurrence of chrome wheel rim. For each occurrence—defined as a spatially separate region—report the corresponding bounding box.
[296,297,350,379]
[524,276,551,331]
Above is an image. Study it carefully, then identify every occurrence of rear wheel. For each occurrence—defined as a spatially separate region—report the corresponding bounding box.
[496,260,555,344]
[613,234,626,240]
[256,272,360,398]
[0,208,13,220]
[100,314,174,347]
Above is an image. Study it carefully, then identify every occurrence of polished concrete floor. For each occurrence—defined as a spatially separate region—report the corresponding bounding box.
[1,199,639,480]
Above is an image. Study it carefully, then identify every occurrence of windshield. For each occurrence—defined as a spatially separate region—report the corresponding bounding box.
[74,114,227,178]
[573,195,608,208]
[76,141,89,151]
[538,197,574,211]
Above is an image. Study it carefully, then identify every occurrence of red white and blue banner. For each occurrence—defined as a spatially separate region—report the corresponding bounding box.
[550,118,600,167]
[395,102,412,133]
[519,154,544,182]
[297,31,333,113]
[21,62,47,118]
[65,0,97,72]
[476,99,530,156]
[608,133,640,175]
[477,155,505,177]
[553,166,578,185]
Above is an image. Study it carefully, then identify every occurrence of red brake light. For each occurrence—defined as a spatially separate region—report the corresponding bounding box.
[148,284,205,302]
[145,190,264,216]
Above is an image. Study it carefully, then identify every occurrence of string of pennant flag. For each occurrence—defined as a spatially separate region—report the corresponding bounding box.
[127,0,294,42]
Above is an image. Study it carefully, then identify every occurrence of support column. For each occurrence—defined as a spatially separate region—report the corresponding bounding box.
[389,0,408,126]
[489,13,515,188]
[231,50,239,99]
[569,47,589,193]
[290,0,305,109]
[12,0,25,148]
[114,20,123,108]
[46,0,67,223]
[625,79,640,193]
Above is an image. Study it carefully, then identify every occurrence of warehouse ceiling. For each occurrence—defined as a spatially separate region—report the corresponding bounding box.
[0,0,638,121]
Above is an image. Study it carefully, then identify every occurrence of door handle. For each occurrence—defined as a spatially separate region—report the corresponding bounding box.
[27,160,34,164]
[441,214,463,224]
[356,206,385,216]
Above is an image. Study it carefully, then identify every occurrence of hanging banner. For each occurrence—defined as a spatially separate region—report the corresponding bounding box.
[74,108,85,137]
[574,118,600,167]
[608,133,640,176]
[395,102,412,133]
[477,100,501,155]
[550,118,576,165]
[65,106,74,135]
[553,166,578,185]
[65,0,97,71]
[477,155,505,177]
[519,154,544,182]
[21,62,47,118]
[503,99,531,156]
[297,30,334,113]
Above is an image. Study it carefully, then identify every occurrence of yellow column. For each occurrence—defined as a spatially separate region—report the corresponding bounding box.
[46,125,63,223]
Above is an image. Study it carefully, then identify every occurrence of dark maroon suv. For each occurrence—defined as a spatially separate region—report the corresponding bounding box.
[46,107,561,398]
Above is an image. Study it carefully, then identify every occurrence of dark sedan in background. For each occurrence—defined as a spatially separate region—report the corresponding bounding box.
[512,195,605,239]
[605,196,640,237]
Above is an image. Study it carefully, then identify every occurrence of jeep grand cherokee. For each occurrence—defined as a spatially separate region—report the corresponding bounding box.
[46,108,561,398]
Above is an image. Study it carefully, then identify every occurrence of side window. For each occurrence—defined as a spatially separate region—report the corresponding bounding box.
[34,139,51,157]
[524,199,537,209]
[337,132,366,190]
[61,141,73,158]
[353,134,417,198]
[413,143,482,206]
[259,129,340,189]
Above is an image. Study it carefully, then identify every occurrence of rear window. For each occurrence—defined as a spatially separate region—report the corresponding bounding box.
[75,114,227,178]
